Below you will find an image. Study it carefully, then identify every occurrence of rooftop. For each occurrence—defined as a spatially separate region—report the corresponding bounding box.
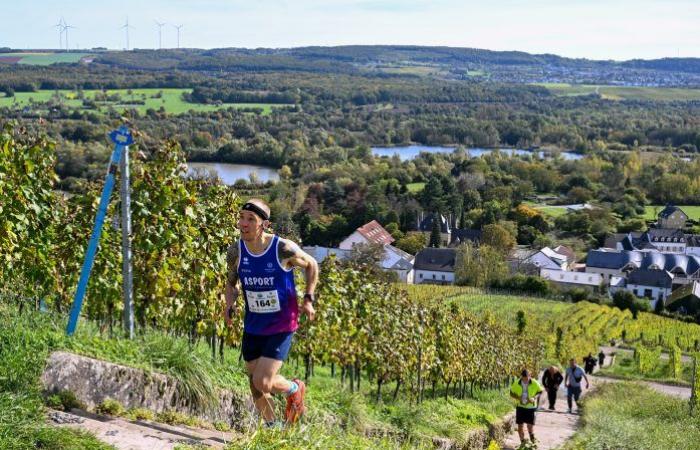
[356,220,395,245]
[414,248,456,272]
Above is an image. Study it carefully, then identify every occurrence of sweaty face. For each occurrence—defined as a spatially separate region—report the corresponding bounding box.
[238,210,265,241]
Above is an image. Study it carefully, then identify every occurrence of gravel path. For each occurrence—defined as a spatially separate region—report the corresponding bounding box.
[502,374,595,450]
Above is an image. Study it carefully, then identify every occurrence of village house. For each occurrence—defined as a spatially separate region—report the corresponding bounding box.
[585,249,700,287]
[657,204,688,229]
[333,221,415,282]
[620,269,674,309]
[412,248,456,285]
[540,268,603,293]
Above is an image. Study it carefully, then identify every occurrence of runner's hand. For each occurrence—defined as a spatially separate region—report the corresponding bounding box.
[302,299,315,321]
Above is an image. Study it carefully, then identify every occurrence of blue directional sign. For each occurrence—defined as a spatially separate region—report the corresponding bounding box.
[66,126,133,336]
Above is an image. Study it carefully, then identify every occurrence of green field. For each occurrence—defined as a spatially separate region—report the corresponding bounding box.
[0,52,92,65]
[522,201,570,218]
[0,88,289,115]
[406,182,425,193]
[644,205,700,220]
[538,83,700,102]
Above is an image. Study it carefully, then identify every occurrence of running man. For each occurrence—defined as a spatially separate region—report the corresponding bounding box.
[225,199,319,427]
[564,358,589,414]
[509,369,543,447]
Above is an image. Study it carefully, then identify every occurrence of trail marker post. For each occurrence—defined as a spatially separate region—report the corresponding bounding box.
[66,126,134,336]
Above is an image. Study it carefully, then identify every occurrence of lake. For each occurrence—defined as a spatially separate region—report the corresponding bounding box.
[371,145,584,161]
[186,162,280,185]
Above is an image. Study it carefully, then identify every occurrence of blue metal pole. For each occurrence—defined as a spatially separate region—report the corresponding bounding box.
[66,126,133,336]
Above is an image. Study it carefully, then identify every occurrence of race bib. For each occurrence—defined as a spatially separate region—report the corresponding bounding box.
[246,290,281,313]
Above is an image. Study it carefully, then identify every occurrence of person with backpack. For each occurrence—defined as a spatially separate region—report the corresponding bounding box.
[565,358,589,414]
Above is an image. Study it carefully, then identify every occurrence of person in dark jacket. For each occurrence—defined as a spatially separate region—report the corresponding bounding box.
[598,350,606,367]
[584,353,597,374]
[541,366,564,410]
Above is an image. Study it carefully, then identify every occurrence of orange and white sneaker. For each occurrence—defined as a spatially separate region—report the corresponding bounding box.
[285,378,306,424]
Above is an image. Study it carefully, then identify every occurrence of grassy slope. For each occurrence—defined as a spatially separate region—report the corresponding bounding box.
[596,353,693,386]
[0,88,288,115]
[0,304,113,449]
[564,382,700,450]
[538,83,700,101]
[643,205,700,221]
[0,301,514,450]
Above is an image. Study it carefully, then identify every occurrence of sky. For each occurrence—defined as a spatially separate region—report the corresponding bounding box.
[3,0,699,60]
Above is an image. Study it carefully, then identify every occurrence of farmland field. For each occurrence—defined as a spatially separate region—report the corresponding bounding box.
[0,88,290,115]
[537,83,700,101]
[643,205,700,220]
[406,182,425,193]
[0,52,92,65]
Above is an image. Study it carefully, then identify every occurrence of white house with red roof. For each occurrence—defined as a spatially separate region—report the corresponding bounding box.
[338,221,414,282]
[339,220,395,250]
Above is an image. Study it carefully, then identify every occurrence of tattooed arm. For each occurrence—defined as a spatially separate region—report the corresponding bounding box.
[224,240,241,327]
[279,239,319,321]
[278,238,319,298]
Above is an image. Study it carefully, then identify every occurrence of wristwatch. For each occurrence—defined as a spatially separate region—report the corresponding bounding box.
[303,293,315,304]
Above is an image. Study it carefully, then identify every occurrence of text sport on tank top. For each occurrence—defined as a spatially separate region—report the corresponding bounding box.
[237,235,299,335]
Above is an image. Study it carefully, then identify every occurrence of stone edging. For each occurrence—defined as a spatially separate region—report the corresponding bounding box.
[41,351,248,428]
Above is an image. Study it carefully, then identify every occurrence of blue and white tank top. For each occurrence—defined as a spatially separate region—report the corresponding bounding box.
[237,235,298,335]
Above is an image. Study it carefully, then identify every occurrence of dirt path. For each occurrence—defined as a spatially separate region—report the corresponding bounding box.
[502,376,595,450]
[49,409,238,450]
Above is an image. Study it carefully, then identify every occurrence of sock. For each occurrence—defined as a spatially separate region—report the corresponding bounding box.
[286,381,298,397]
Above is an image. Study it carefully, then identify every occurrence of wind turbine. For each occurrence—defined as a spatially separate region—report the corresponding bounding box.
[54,17,66,50]
[155,20,165,49]
[121,17,134,50]
[173,24,183,49]
[63,21,77,51]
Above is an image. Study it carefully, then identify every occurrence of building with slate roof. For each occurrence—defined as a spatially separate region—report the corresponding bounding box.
[657,205,688,229]
[413,248,456,284]
[625,269,674,308]
[448,229,482,248]
[604,228,700,255]
[417,213,452,247]
[585,249,700,287]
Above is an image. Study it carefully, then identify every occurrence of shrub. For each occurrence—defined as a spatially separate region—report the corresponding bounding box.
[669,346,682,379]
[125,407,155,421]
[95,398,125,416]
[58,390,86,411]
[214,421,231,432]
[44,394,63,410]
[634,346,660,375]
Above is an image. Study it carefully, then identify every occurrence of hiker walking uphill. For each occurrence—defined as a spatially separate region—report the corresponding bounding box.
[541,366,563,410]
[583,353,596,374]
[510,369,543,447]
[225,199,319,428]
[565,358,589,414]
[597,350,606,367]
